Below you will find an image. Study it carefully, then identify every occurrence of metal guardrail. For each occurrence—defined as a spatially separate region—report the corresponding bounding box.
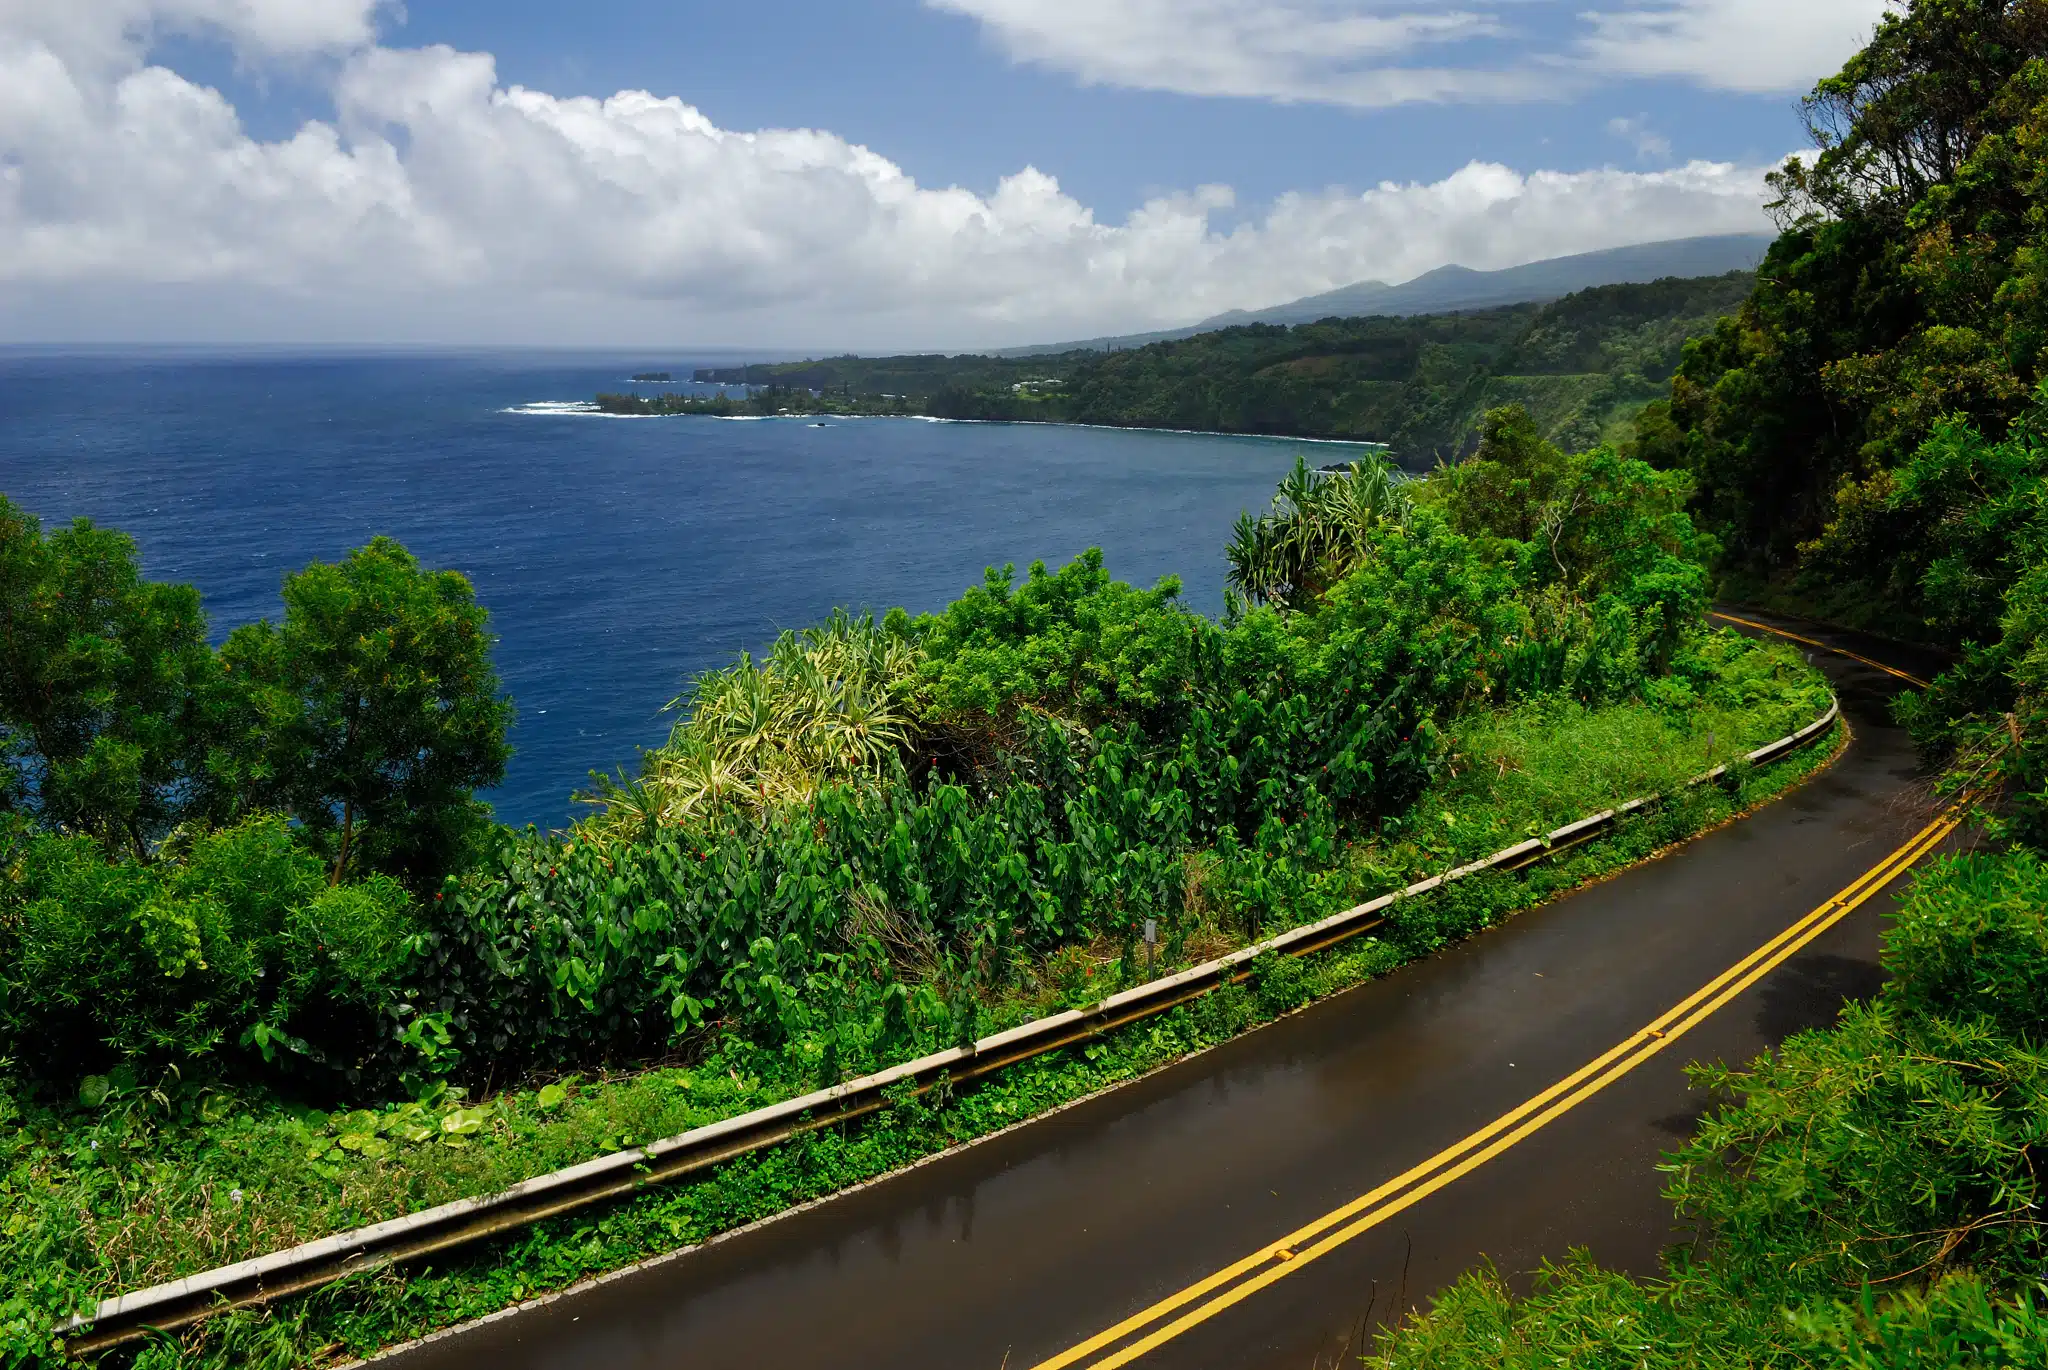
[66,698,1842,1356]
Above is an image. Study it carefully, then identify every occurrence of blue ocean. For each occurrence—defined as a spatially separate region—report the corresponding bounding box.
[0,349,1359,828]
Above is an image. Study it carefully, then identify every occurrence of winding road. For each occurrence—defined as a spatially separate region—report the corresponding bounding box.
[379,613,1953,1370]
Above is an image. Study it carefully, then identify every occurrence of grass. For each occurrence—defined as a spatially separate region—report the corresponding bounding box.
[1,636,1835,1367]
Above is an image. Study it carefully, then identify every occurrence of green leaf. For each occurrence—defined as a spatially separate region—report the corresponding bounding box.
[536,1083,568,1112]
[441,1106,486,1136]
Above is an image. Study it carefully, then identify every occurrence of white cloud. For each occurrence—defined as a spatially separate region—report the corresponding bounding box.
[929,0,1892,107]
[1577,0,1891,93]
[926,0,1536,106]
[0,0,1781,347]
[0,0,381,69]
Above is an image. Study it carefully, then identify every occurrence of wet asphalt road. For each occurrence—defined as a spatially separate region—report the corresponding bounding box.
[381,615,1947,1370]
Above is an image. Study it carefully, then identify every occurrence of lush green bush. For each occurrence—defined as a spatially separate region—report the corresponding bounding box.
[0,510,510,889]
[1638,0,2048,580]
[1860,392,2048,849]
[1672,1002,2048,1300]
[913,548,1205,732]
[0,815,415,1087]
[1882,850,2048,1038]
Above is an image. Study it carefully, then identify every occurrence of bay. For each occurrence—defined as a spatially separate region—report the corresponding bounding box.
[0,348,1352,828]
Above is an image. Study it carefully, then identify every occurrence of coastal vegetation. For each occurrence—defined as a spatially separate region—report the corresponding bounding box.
[592,385,920,419]
[1369,0,2048,1363]
[0,389,1828,1362]
[662,271,1755,460]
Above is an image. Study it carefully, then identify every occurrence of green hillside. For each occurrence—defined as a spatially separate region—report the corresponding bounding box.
[683,271,1754,462]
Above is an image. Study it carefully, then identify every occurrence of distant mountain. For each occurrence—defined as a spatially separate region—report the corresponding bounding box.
[998,234,1772,357]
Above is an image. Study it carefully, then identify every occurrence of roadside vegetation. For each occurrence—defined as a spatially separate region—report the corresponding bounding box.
[1367,2,2048,1364]
[0,375,1831,1362]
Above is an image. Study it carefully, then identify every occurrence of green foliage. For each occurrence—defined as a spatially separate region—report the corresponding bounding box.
[0,814,414,1082]
[0,497,225,854]
[913,548,1203,731]
[1433,407,1713,672]
[653,275,1754,458]
[222,536,512,887]
[1672,1003,2048,1299]
[1372,1261,2048,1370]
[1881,850,2048,1038]
[1641,0,2048,589]
[1224,455,1413,608]
[1799,1279,2048,1369]
[1831,392,2048,847]
[591,610,920,830]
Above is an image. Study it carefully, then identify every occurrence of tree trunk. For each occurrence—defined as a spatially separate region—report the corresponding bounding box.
[332,797,354,886]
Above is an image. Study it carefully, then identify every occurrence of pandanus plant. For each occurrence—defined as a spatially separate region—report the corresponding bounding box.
[1226,455,1411,609]
[583,609,923,831]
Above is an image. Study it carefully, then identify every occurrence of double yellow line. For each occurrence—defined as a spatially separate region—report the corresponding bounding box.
[1031,621,1951,1370]
[1709,611,1930,688]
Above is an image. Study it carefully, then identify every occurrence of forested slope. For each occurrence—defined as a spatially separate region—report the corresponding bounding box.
[685,272,1755,461]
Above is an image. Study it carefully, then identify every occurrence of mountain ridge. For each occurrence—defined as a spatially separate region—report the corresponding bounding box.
[996,233,1772,357]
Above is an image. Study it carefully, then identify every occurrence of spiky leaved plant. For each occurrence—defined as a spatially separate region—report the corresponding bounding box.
[581,610,922,834]
[1226,455,1411,609]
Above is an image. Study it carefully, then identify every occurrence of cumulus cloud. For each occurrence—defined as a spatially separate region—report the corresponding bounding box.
[0,0,1781,347]
[930,0,1892,108]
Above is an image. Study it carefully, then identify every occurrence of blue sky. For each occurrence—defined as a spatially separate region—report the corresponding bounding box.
[0,0,1890,348]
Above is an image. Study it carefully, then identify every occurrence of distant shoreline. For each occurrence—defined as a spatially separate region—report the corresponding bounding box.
[526,400,1391,452]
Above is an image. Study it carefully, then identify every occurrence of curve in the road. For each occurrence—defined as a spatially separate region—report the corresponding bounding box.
[374,613,1946,1370]
[1031,795,1962,1370]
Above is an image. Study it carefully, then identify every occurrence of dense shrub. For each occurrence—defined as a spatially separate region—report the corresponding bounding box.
[0,815,414,1086]
[1881,850,2048,1038]
[1672,1004,2048,1300]
[914,548,1205,731]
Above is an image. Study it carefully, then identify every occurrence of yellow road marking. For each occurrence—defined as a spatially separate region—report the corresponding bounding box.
[1029,803,1963,1370]
[1709,611,1930,688]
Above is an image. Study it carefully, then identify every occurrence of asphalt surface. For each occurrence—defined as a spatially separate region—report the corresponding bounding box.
[382,614,1948,1370]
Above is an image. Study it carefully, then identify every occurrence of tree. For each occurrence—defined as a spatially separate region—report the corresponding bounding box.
[224,537,511,887]
[1638,0,2048,604]
[0,496,223,854]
